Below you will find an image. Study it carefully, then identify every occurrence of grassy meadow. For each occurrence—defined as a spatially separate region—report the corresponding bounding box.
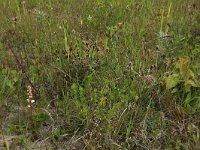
[0,0,200,149]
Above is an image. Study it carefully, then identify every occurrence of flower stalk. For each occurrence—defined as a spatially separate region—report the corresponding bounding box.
[26,85,37,140]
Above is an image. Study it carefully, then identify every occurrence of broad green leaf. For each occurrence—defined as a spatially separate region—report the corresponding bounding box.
[165,74,180,90]
[186,80,197,87]
[185,92,192,105]
[189,69,195,79]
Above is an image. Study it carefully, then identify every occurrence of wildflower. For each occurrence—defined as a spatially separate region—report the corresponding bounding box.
[87,15,92,21]
[31,100,35,103]
[26,85,35,108]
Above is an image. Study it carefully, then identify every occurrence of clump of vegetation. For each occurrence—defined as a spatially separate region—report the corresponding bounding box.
[0,0,199,149]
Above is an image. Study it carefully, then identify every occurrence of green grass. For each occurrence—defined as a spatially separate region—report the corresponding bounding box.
[0,0,200,149]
